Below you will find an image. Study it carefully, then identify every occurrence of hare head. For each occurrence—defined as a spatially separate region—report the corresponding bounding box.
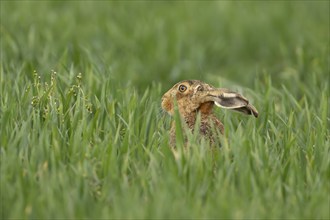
[161,80,258,145]
[162,80,258,118]
[162,80,216,117]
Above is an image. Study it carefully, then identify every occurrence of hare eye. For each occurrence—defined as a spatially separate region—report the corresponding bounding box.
[178,85,187,92]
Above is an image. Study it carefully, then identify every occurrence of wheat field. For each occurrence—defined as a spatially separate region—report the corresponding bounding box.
[1,1,329,219]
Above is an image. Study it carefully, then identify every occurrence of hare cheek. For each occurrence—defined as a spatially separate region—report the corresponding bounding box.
[161,99,173,114]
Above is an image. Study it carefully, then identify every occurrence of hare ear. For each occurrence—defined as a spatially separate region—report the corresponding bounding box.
[214,91,259,117]
[229,104,259,117]
[214,91,249,109]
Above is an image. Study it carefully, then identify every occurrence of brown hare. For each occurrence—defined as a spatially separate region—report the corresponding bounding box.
[161,80,258,146]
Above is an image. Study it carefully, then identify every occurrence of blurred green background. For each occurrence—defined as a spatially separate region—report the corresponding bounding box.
[2,1,328,90]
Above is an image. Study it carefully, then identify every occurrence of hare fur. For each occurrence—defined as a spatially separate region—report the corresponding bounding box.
[161,80,258,146]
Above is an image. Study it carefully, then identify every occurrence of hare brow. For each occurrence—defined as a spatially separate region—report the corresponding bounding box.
[186,80,194,85]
